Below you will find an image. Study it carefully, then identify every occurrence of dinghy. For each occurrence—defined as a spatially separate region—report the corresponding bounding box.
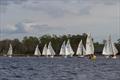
[102,41,109,58]
[47,42,56,58]
[102,35,118,59]
[42,44,48,57]
[76,40,86,57]
[65,40,74,57]
[112,43,118,59]
[85,33,96,60]
[85,33,94,55]
[59,41,66,56]
[34,45,41,56]
[7,44,13,57]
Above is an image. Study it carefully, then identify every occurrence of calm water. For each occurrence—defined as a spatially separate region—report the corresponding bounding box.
[0,57,120,80]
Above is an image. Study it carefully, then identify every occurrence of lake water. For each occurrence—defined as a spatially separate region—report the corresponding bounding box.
[0,57,120,80]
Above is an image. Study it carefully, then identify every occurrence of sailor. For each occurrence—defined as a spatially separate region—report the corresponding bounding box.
[89,54,96,60]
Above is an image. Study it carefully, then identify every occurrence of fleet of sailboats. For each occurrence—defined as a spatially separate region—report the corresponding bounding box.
[5,34,119,59]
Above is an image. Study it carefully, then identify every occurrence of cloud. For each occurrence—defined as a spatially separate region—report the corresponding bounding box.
[0,0,119,41]
[0,0,28,6]
[0,22,64,35]
[23,22,64,34]
[0,23,25,34]
[1,0,119,17]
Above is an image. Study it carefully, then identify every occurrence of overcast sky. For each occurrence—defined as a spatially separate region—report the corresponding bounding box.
[0,0,120,42]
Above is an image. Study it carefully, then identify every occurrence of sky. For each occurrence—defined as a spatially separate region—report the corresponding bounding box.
[0,0,120,42]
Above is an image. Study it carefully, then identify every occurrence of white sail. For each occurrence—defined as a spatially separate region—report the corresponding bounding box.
[59,41,66,56]
[102,41,108,55]
[47,42,56,56]
[7,44,13,57]
[102,35,117,56]
[112,43,118,55]
[65,40,74,56]
[85,33,94,55]
[76,40,86,56]
[107,35,113,55]
[42,44,47,56]
[34,45,41,56]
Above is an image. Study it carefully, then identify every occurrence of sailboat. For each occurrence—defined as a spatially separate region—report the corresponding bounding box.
[34,45,41,56]
[65,40,74,57]
[42,44,48,57]
[85,33,94,56]
[47,42,56,58]
[59,41,66,56]
[7,44,13,57]
[76,40,86,57]
[102,41,108,58]
[102,35,118,58]
[112,43,118,59]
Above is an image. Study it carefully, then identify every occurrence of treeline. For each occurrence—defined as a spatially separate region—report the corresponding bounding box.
[0,33,120,56]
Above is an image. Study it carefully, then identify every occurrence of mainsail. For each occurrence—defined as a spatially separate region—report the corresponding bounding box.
[7,44,13,57]
[112,43,118,55]
[102,41,108,55]
[85,33,94,55]
[59,41,66,56]
[102,35,114,56]
[34,45,41,56]
[42,44,47,56]
[102,35,118,56]
[47,42,56,56]
[76,40,86,56]
[65,40,74,56]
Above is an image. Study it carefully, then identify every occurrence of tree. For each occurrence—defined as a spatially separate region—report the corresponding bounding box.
[22,36,39,55]
[117,39,120,44]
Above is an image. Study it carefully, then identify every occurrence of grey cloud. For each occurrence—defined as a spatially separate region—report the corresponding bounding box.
[14,23,27,33]
[30,24,64,33]
[0,23,27,34]
[0,22,64,35]
[0,0,119,6]
[1,0,119,17]
[0,0,28,6]
[22,0,119,18]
